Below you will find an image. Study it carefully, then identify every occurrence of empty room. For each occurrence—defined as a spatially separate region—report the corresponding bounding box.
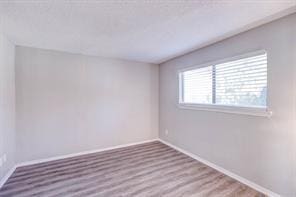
[0,1,295,197]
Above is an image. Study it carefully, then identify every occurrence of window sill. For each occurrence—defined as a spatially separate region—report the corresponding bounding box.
[178,103,272,117]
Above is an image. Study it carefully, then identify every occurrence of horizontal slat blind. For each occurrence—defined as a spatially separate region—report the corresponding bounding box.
[180,52,267,108]
[182,65,212,104]
[215,53,267,107]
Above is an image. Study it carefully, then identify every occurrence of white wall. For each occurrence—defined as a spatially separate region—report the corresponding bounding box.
[15,47,158,163]
[159,13,296,196]
[293,14,296,194]
[0,34,15,181]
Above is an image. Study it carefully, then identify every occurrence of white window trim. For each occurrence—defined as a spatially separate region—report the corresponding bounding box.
[178,103,272,117]
[177,50,272,117]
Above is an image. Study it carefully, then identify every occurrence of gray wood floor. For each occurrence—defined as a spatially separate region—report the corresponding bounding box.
[0,141,265,197]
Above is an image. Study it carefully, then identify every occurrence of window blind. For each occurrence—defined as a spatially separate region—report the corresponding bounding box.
[215,53,267,107]
[182,65,212,104]
[180,52,267,108]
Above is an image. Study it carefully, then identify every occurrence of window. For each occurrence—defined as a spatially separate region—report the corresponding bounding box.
[179,51,271,116]
[182,65,213,104]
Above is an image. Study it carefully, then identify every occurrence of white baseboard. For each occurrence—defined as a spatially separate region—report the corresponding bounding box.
[158,138,280,197]
[0,165,16,188]
[0,139,158,189]
[1,138,280,197]
[16,139,158,168]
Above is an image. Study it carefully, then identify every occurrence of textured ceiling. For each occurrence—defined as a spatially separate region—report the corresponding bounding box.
[0,0,295,63]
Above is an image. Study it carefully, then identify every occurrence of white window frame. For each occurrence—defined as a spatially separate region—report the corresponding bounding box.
[178,50,272,117]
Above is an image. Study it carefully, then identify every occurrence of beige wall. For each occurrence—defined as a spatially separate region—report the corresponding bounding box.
[0,34,15,181]
[159,13,296,196]
[15,47,158,163]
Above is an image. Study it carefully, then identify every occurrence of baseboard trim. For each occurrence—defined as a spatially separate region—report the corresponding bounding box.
[158,138,281,197]
[1,138,280,197]
[0,139,158,189]
[16,139,159,168]
[0,165,16,189]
